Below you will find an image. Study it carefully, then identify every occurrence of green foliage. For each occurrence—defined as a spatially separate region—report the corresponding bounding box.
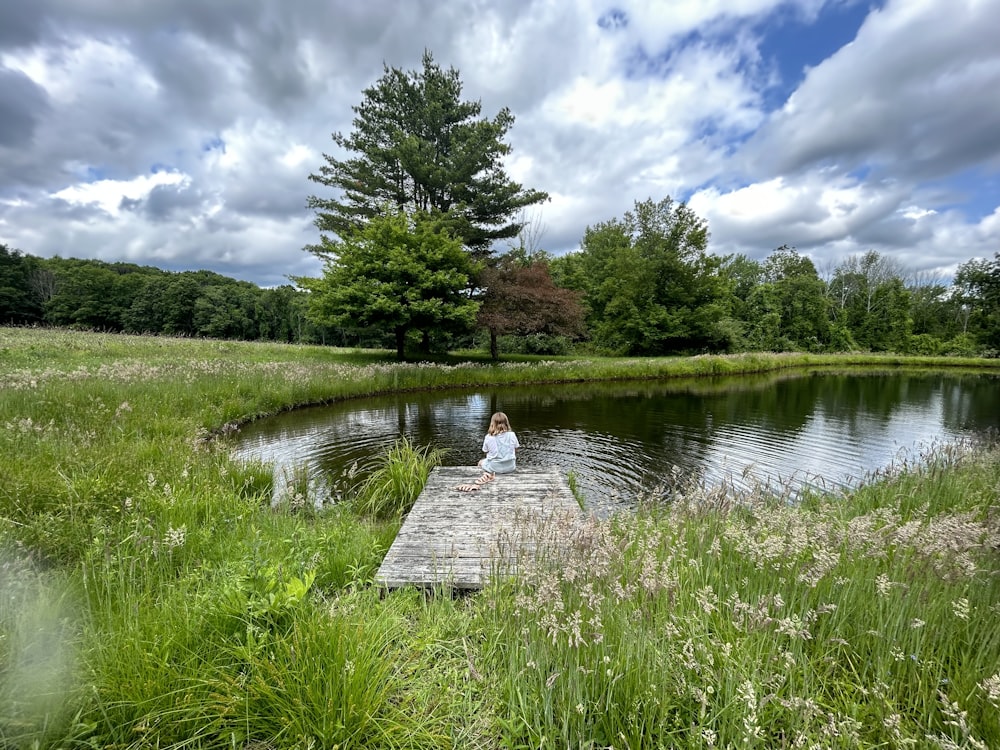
[307,51,547,255]
[955,252,1000,350]
[943,332,983,357]
[0,251,333,343]
[829,250,912,352]
[352,437,445,519]
[0,244,44,324]
[909,332,944,355]
[554,197,729,354]
[497,332,574,356]
[742,246,831,351]
[299,209,479,359]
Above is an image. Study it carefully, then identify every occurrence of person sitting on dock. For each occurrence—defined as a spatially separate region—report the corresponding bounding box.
[477,411,520,484]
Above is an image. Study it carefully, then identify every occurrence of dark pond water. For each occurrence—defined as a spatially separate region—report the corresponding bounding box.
[230,369,1000,515]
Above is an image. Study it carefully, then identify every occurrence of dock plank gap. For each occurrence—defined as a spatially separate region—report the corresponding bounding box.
[375,466,584,591]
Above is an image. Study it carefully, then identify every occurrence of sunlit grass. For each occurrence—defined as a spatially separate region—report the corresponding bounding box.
[1,326,998,748]
[478,445,1000,747]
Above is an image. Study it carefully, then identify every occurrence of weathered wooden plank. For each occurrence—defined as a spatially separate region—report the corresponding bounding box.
[374,466,583,590]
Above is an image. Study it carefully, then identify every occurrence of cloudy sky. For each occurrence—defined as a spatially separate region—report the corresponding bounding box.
[1,0,998,288]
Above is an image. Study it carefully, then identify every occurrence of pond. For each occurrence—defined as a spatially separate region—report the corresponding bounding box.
[231,369,1000,515]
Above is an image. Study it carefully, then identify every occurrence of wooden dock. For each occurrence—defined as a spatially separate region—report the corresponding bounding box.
[375,466,583,590]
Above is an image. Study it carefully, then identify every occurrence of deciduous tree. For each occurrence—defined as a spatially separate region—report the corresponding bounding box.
[744,246,831,351]
[552,197,729,354]
[477,257,585,360]
[829,250,910,351]
[0,244,43,323]
[954,252,1000,351]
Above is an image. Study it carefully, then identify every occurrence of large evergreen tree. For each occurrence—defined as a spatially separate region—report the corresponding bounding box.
[307,52,547,257]
[297,210,478,360]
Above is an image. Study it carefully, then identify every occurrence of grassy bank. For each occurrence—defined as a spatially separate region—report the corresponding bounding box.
[1,327,998,748]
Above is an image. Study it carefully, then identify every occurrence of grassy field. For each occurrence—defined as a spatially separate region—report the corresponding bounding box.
[1,326,998,748]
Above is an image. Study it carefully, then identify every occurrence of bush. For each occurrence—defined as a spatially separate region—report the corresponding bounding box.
[498,333,574,356]
[908,333,943,356]
[944,333,981,357]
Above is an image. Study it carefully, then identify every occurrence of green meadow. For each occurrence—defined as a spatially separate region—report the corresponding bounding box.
[1,327,998,749]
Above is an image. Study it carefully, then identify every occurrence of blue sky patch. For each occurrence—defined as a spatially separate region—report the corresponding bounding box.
[757,1,882,108]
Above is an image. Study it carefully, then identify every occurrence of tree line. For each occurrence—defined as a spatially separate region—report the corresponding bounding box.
[0,246,343,344]
[548,197,1000,358]
[296,52,998,360]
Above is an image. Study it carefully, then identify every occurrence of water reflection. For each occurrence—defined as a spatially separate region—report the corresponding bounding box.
[231,370,999,516]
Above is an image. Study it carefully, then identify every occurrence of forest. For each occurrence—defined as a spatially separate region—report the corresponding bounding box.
[2,237,998,359]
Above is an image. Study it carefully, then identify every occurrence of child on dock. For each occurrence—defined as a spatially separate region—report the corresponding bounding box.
[477,411,520,484]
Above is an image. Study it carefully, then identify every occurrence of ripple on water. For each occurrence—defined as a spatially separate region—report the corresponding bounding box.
[231,373,998,514]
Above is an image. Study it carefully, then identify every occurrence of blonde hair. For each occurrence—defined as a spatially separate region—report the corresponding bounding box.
[488,411,511,436]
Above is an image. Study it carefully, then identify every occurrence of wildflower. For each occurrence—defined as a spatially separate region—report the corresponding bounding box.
[696,585,718,614]
[980,673,1000,705]
[163,525,186,549]
[739,680,762,741]
[567,609,585,648]
[875,573,893,596]
[911,618,926,629]
[701,728,717,747]
[952,598,970,620]
[575,702,585,715]
[775,614,811,640]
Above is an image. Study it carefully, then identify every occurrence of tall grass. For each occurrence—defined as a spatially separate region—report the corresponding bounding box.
[351,437,447,519]
[478,444,1000,748]
[1,327,998,748]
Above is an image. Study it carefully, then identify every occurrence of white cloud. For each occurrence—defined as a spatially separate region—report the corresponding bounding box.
[52,171,188,217]
[0,0,997,287]
[744,0,1000,179]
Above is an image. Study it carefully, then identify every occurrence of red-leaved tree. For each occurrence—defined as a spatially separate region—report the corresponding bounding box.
[477,260,585,360]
